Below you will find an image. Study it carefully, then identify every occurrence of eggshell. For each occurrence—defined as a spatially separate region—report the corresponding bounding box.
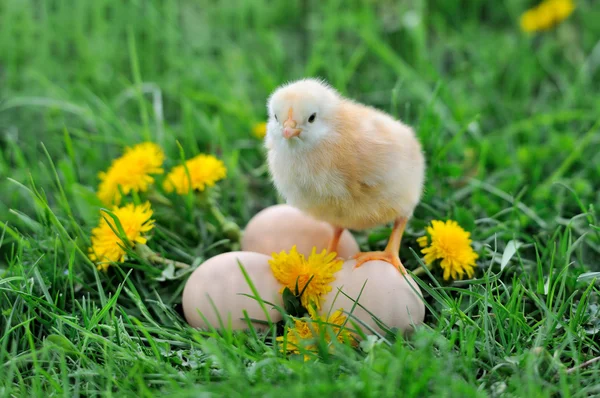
[241,204,359,259]
[318,259,425,337]
[182,251,284,331]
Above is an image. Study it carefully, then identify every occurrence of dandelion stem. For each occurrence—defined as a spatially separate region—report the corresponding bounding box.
[135,243,191,269]
[411,262,434,276]
[147,191,173,206]
[208,199,227,225]
[207,197,241,242]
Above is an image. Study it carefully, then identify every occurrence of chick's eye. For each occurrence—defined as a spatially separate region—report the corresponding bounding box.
[274,115,278,121]
[308,113,316,123]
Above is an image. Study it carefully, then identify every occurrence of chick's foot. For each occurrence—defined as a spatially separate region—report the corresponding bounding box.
[351,251,406,274]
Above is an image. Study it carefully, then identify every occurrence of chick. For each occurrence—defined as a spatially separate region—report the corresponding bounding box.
[265,78,425,273]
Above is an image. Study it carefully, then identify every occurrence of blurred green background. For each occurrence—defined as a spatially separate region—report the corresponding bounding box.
[2,0,599,267]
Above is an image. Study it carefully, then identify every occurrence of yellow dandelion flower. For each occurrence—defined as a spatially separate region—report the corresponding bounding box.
[320,308,355,347]
[269,246,343,310]
[419,220,478,281]
[162,154,227,195]
[276,307,356,361]
[277,317,314,359]
[97,142,165,206]
[520,0,574,32]
[252,122,267,139]
[416,235,429,248]
[88,202,155,271]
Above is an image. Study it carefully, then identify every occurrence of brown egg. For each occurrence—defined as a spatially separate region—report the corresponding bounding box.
[241,204,360,259]
[318,259,425,337]
[182,251,283,331]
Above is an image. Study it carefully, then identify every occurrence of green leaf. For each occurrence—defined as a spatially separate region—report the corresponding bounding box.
[577,272,600,283]
[45,334,78,355]
[154,263,176,281]
[501,240,523,271]
[282,287,303,317]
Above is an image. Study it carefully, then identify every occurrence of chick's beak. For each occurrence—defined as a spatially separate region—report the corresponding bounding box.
[283,109,301,139]
[283,122,301,139]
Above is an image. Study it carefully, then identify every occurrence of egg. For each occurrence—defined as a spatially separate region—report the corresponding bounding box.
[318,259,425,337]
[182,251,284,331]
[241,204,360,258]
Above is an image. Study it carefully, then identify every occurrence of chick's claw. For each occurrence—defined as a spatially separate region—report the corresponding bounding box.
[352,251,407,274]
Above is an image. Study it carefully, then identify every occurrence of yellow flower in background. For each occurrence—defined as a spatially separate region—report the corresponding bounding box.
[252,122,267,139]
[520,0,574,32]
[418,220,478,281]
[88,202,155,271]
[163,154,227,195]
[97,142,165,205]
[276,307,356,361]
[269,246,343,310]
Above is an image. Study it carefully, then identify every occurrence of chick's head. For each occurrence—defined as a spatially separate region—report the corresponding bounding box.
[266,78,340,150]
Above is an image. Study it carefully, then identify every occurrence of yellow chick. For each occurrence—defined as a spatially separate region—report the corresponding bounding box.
[265,78,426,273]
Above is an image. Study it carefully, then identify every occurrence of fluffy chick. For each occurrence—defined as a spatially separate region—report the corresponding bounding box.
[265,78,425,273]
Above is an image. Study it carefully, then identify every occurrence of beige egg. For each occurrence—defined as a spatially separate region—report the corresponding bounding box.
[318,259,425,337]
[182,251,283,331]
[241,204,360,259]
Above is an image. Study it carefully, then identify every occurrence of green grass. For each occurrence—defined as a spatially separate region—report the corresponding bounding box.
[1,0,600,396]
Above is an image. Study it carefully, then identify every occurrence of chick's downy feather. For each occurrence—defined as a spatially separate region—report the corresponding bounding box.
[265,78,425,231]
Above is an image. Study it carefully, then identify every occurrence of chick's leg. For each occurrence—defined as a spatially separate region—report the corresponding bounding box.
[352,217,407,273]
[327,226,344,255]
